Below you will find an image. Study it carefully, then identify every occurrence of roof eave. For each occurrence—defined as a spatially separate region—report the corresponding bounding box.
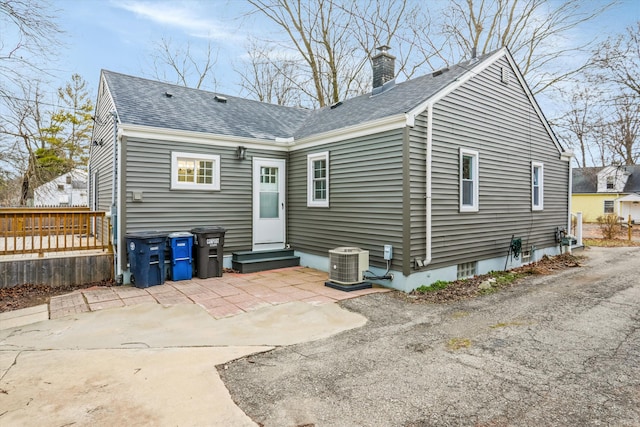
[119,123,291,151]
[291,113,408,151]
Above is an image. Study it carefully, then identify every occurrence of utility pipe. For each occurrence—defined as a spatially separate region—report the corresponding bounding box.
[110,110,118,281]
[424,103,433,266]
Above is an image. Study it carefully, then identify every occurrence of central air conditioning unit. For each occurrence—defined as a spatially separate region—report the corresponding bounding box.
[328,247,369,285]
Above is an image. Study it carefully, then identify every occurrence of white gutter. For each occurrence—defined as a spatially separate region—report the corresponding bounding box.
[424,103,433,266]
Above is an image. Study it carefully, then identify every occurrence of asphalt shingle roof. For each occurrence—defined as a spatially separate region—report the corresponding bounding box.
[572,166,640,193]
[103,51,496,142]
[103,72,311,140]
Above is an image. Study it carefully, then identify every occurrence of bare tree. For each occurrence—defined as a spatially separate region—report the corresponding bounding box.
[247,0,354,107]
[0,82,49,204]
[437,0,612,94]
[0,75,94,205]
[585,22,640,166]
[236,39,305,106]
[246,0,423,107]
[605,94,640,166]
[148,37,219,90]
[592,22,640,98]
[0,0,62,96]
[553,85,602,168]
[347,0,449,81]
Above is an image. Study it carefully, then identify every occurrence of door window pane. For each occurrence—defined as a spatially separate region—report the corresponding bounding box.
[260,166,279,218]
[260,192,279,218]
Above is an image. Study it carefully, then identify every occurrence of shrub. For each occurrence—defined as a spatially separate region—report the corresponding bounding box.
[596,214,620,239]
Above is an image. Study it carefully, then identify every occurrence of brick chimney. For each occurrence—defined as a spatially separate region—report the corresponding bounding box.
[372,45,395,91]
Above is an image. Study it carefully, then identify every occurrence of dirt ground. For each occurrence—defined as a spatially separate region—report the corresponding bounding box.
[398,253,583,304]
[0,280,115,313]
[581,221,640,241]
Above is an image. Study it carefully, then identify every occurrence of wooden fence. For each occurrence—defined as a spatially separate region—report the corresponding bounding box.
[0,208,112,256]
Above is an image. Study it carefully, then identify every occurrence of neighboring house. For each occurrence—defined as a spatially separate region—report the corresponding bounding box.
[89,46,572,291]
[572,165,640,223]
[33,169,88,207]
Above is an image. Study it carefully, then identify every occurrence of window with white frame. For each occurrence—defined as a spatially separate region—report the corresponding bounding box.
[307,151,329,207]
[171,152,220,191]
[532,162,544,211]
[606,175,615,190]
[604,200,614,214]
[459,148,479,212]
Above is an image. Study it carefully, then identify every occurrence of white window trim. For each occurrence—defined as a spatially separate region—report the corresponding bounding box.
[171,151,221,191]
[459,148,479,212]
[532,161,544,211]
[603,200,614,214]
[307,151,329,207]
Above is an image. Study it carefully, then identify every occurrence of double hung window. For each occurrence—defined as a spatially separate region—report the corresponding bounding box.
[307,151,329,207]
[459,148,479,212]
[532,162,544,210]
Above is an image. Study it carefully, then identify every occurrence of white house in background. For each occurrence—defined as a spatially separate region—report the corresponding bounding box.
[33,169,88,207]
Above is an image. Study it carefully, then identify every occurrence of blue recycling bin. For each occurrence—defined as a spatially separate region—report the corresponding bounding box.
[126,231,168,288]
[168,232,194,281]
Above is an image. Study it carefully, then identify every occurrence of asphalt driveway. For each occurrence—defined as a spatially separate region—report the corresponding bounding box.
[220,246,640,426]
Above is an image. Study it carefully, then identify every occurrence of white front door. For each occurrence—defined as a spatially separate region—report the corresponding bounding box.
[253,158,286,251]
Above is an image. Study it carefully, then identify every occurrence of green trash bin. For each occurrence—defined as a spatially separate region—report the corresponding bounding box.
[190,226,226,278]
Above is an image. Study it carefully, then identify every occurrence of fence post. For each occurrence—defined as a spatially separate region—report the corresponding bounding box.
[576,212,583,247]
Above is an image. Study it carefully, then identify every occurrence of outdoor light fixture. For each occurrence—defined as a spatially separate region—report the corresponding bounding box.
[236,146,247,160]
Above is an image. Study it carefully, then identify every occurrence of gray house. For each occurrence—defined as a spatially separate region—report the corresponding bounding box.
[89,47,572,291]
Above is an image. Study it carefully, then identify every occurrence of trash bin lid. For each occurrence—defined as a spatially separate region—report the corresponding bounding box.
[190,226,226,234]
[125,231,168,239]
[168,231,194,238]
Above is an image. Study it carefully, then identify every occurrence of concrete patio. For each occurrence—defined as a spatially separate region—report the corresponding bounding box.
[48,266,389,320]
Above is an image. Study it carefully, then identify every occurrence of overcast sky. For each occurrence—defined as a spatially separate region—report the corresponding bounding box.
[22,0,640,107]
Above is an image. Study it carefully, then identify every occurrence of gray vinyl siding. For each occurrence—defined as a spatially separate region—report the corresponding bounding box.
[288,129,405,270]
[422,57,568,270]
[123,137,285,253]
[88,76,117,241]
[408,117,428,266]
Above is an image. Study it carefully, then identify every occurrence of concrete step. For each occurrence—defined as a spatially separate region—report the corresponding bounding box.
[232,249,300,273]
[232,248,296,262]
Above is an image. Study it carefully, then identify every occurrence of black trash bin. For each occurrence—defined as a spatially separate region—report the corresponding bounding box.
[190,226,226,279]
[126,231,168,288]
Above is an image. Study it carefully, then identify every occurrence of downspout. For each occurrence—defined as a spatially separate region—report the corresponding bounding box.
[424,103,433,266]
[561,150,574,235]
[561,149,574,252]
[110,110,120,282]
[567,157,572,235]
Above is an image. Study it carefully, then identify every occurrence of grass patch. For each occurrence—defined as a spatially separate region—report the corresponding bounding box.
[415,280,450,293]
[450,311,469,319]
[488,270,527,286]
[447,338,471,350]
